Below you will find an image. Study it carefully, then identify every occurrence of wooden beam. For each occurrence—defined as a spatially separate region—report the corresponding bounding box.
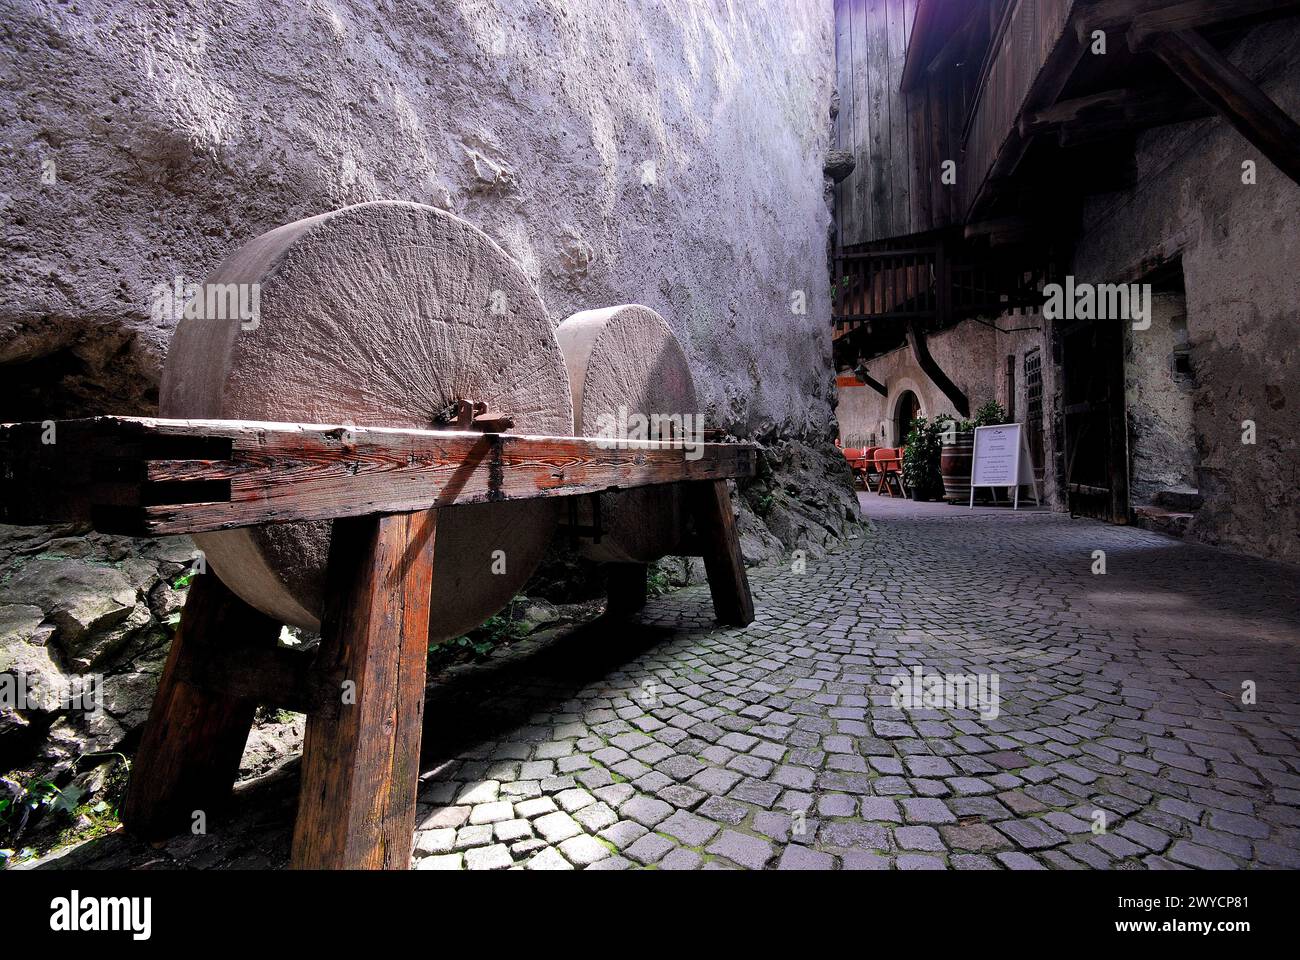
[1130,0,1300,48]
[1150,29,1300,186]
[1020,86,1210,142]
[291,509,437,870]
[0,417,757,536]
[1102,326,1132,525]
[923,1,983,79]
[857,369,889,397]
[1056,100,1212,146]
[1077,0,1300,45]
[906,317,971,418]
[964,215,1037,243]
[900,0,941,91]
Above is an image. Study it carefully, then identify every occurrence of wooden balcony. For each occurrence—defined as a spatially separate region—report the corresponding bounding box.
[956,0,1300,222]
[960,0,1081,220]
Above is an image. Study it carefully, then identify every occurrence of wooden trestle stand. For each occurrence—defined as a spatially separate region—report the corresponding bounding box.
[0,416,756,869]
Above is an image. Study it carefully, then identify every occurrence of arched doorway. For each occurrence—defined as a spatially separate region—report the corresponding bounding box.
[894,390,921,444]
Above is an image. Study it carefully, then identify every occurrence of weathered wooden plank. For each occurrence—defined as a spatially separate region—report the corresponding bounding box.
[930,71,952,226]
[888,0,913,237]
[907,78,931,232]
[836,0,858,247]
[291,509,436,870]
[864,0,894,239]
[1151,29,1300,186]
[852,0,872,242]
[0,417,757,535]
[688,480,755,627]
[121,572,280,840]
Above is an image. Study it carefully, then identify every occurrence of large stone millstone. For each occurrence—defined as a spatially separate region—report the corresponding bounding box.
[555,305,698,564]
[159,201,574,641]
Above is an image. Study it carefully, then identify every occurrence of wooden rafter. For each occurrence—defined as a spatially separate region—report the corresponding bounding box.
[1020,86,1210,144]
[1149,29,1300,186]
[1076,0,1300,47]
[906,318,970,419]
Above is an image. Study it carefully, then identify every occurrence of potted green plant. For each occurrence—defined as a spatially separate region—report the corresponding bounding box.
[940,401,1008,503]
[902,416,947,501]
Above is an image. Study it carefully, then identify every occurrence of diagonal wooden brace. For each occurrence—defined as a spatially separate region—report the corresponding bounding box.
[121,572,281,839]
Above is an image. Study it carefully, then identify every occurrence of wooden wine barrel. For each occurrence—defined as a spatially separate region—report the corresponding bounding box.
[160,201,574,641]
[940,433,975,503]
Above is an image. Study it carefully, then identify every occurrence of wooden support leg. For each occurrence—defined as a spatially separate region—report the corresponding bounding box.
[290,509,437,870]
[606,563,649,617]
[122,572,280,840]
[688,480,755,627]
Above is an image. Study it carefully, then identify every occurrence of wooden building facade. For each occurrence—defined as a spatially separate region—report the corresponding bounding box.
[833,0,1300,529]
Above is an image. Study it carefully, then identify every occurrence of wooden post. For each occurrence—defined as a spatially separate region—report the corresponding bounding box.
[1104,322,1131,525]
[122,572,280,839]
[688,480,755,627]
[606,563,649,617]
[290,509,438,870]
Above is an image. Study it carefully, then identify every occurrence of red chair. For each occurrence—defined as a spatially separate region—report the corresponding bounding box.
[875,446,907,497]
[858,446,880,488]
[840,445,874,489]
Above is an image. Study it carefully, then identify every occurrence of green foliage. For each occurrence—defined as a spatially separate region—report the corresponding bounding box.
[975,400,1008,428]
[901,416,948,500]
[0,779,82,839]
[646,564,672,598]
[430,601,531,663]
[941,400,1010,441]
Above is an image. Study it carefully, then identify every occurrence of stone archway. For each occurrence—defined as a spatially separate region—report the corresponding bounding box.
[892,389,922,445]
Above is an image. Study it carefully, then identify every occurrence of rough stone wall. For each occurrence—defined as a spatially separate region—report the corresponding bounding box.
[1,0,838,437]
[1124,292,1198,504]
[0,0,857,785]
[1072,22,1300,563]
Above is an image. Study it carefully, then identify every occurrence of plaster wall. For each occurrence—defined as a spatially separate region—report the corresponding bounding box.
[1073,22,1300,562]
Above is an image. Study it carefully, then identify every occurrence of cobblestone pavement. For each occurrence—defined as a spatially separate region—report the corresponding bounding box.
[35,499,1300,870]
[408,500,1300,871]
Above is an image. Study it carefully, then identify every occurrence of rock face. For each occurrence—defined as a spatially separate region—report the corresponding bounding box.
[0,525,194,763]
[0,2,860,769]
[823,150,857,183]
[1,0,840,439]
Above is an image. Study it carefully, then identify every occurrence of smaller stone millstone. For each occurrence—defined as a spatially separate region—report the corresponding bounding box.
[555,305,700,564]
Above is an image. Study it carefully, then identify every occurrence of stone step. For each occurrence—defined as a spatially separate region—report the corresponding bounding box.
[1152,487,1203,512]
[1133,504,1195,539]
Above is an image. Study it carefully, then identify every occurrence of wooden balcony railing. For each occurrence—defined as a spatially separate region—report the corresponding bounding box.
[832,240,1056,342]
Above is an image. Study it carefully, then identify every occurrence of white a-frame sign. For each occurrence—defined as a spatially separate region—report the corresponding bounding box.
[970,423,1040,510]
